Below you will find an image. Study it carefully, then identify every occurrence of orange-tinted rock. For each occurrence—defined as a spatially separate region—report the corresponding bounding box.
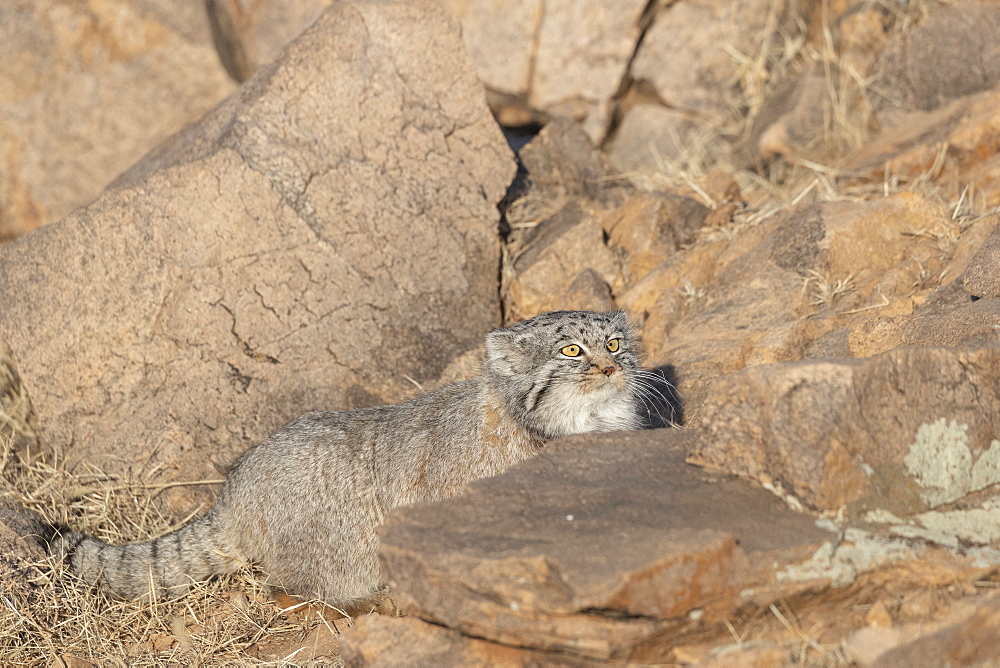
[602,191,708,285]
[627,194,985,408]
[369,429,828,662]
[505,201,620,320]
[849,298,1000,357]
[503,120,631,319]
[877,594,1000,667]
[843,88,1000,188]
[340,615,590,667]
[692,346,1000,515]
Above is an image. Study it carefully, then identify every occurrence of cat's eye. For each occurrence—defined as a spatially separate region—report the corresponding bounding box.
[606,338,621,353]
[560,344,582,357]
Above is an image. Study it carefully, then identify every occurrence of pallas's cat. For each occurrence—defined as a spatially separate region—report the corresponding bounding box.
[57,310,652,615]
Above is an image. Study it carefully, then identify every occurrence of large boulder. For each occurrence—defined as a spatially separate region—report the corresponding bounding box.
[0,0,235,241]
[693,345,1000,515]
[341,429,830,663]
[0,0,516,512]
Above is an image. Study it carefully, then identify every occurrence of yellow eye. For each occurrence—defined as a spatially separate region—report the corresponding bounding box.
[560,344,582,357]
[606,338,620,353]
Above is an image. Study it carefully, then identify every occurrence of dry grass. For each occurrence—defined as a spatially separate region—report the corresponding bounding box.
[678,278,707,307]
[0,442,346,666]
[804,269,857,308]
[619,126,734,202]
[618,0,966,250]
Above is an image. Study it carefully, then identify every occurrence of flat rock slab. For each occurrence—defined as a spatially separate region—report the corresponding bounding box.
[353,429,829,662]
[340,614,592,668]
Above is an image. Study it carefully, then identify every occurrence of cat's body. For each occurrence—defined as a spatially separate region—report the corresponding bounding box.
[58,310,646,615]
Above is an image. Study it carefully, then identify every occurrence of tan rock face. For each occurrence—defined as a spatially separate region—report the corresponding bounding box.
[206,0,647,140]
[692,346,1000,515]
[609,0,806,170]
[0,340,40,463]
[740,2,891,168]
[204,0,331,81]
[346,429,829,663]
[0,0,515,509]
[631,0,779,121]
[449,0,650,136]
[875,594,1000,667]
[524,0,647,138]
[729,0,1000,172]
[843,88,1000,201]
[963,224,1000,298]
[871,1,1000,115]
[0,0,235,242]
[505,201,620,319]
[603,191,708,286]
[341,615,588,668]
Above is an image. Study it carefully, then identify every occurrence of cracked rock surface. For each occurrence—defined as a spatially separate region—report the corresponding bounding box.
[0,0,515,511]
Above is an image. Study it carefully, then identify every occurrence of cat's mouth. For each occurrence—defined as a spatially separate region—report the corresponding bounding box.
[581,368,628,393]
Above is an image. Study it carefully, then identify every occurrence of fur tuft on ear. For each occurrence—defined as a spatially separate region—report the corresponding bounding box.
[485,329,522,377]
[609,310,637,336]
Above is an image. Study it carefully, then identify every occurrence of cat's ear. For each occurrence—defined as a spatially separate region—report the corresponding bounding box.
[485,329,524,376]
[612,310,637,334]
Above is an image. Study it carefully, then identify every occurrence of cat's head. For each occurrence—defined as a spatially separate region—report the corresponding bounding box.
[484,310,642,439]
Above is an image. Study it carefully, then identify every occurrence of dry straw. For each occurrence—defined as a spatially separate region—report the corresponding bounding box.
[0,438,345,666]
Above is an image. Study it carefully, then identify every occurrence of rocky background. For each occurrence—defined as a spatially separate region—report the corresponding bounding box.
[2,0,1000,665]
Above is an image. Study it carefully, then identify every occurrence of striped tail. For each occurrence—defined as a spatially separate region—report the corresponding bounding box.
[55,512,242,599]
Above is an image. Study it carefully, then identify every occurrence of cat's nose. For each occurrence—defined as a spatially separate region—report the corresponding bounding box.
[602,366,615,376]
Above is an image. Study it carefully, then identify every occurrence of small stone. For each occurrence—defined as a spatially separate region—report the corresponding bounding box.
[842,627,908,665]
[897,589,938,622]
[866,599,894,628]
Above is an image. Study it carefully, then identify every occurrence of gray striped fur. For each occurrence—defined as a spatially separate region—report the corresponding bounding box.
[56,310,644,614]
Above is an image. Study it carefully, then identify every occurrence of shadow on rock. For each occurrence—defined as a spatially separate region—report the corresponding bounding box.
[640,364,682,429]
